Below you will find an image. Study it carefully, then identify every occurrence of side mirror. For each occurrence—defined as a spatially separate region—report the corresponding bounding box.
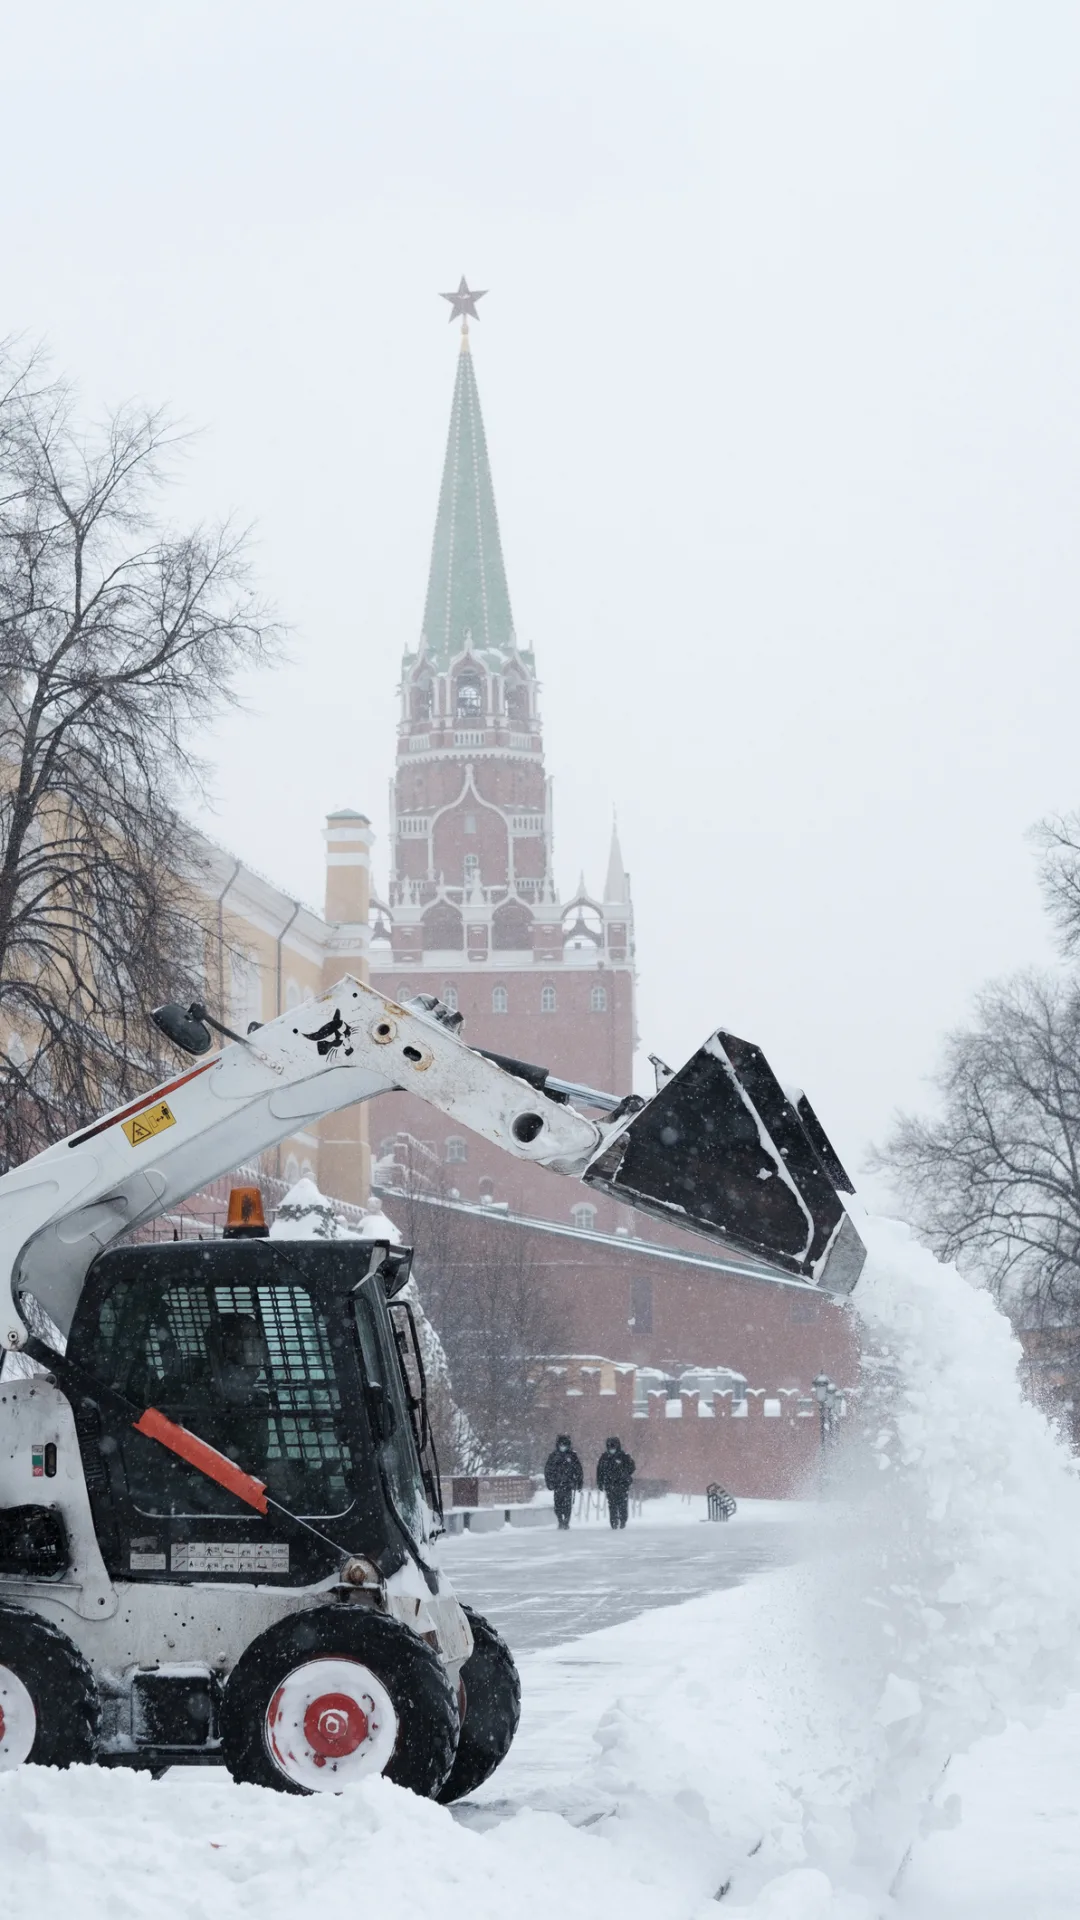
[151,1002,214,1056]
[363,1242,414,1299]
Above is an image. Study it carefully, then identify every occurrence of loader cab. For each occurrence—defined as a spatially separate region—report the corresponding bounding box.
[66,1236,441,1589]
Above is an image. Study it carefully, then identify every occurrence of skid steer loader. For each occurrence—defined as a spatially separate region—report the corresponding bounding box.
[0,979,863,1798]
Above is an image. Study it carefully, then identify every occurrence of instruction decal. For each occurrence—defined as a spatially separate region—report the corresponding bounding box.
[122,1100,176,1147]
[171,1542,289,1573]
[31,1444,44,1477]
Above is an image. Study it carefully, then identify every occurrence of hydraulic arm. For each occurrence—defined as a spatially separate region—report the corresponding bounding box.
[0,976,865,1355]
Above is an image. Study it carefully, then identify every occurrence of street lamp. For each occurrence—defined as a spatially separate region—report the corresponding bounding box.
[812,1373,837,1450]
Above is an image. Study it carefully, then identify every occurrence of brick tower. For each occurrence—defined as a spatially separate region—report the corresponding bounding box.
[370,294,635,1223]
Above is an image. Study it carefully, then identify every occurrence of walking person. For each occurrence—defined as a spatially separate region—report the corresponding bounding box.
[544,1433,583,1529]
[596,1436,635,1529]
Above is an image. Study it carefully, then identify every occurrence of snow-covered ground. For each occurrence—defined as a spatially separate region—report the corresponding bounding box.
[7,1216,1080,1917]
[9,1561,1080,1920]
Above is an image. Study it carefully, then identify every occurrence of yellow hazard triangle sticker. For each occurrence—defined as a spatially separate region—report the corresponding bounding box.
[122,1101,176,1147]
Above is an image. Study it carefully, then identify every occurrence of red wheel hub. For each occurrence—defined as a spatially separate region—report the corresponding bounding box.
[303,1691,369,1759]
[0,1707,6,1742]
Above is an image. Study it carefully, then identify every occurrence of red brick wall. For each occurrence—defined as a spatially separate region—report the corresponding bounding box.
[535,1362,824,1499]
[375,1195,860,1412]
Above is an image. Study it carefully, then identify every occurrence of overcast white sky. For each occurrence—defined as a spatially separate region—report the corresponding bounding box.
[5,1,1080,1186]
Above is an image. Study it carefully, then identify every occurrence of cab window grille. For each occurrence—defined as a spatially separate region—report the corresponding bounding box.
[97,1280,357,1519]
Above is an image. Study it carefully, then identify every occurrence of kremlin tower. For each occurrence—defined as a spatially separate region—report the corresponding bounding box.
[370,285,635,1222]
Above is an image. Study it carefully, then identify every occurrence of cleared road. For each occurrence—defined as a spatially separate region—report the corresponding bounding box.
[436,1500,809,1651]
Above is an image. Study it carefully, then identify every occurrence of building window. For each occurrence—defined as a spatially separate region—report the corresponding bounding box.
[455,673,483,717]
[464,813,477,835]
[590,983,608,1012]
[442,983,459,1012]
[464,853,479,884]
[492,985,508,1014]
[571,1202,597,1231]
[285,978,302,1011]
[283,1154,301,1186]
[629,1273,653,1333]
[541,984,557,1013]
[422,901,464,950]
[398,984,412,1002]
[445,1136,468,1163]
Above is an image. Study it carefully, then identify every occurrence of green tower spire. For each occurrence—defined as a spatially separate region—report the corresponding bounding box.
[420,323,516,663]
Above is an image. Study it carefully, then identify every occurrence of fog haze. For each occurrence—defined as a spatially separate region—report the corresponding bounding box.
[5,1,1079,1185]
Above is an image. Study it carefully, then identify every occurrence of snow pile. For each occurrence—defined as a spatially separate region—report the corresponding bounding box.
[837,1221,1080,1867]
[728,1213,1080,1912]
[0,1764,689,1920]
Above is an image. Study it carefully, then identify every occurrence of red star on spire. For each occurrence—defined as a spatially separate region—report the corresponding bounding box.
[440,277,487,324]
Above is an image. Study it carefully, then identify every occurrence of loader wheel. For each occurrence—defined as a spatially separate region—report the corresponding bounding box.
[437,1606,520,1803]
[220,1606,459,1797]
[0,1603,99,1769]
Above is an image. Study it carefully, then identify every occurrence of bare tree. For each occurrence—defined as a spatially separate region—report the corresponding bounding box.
[1033,811,1080,955]
[419,1211,557,1476]
[0,343,279,1168]
[375,1138,558,1474]
[870,971,1080,1323]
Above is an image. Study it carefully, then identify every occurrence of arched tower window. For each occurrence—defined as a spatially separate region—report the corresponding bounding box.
[442,983,459,1012]
[463,852,479,885]
[455,672,483,718]
[590,983,608,1012]
[506,679,529,725]
[492,985,508,1013]
[571,1202,597,1231]
[412,679,432,721]
[541,984,557,1013]
[445,1136,467,1164]
[492,901,533,950]
[421,902,464,951]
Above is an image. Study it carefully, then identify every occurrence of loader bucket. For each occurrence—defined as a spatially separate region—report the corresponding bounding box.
[583,1028,866,1295]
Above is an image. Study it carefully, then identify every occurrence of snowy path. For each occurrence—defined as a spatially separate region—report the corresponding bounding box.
[437,1496,807,1651]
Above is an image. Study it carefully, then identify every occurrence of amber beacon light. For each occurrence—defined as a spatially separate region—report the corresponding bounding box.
[223,1186,269,1238]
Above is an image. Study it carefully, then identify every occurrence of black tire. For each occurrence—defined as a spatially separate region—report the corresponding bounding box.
[0,1602,99,1767]
[220,1605,459,1797]
[437,1605,520,1803]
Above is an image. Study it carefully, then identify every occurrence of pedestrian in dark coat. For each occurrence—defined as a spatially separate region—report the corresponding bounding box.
[544,1434,584,1529]
[596,1436,635,1529]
